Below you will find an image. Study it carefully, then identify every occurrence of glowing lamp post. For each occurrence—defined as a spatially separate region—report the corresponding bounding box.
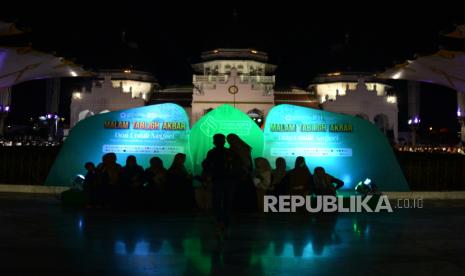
[458,108,465,144]
[43,113,63,141]
[407,115,420,146]
[0,105,11,137]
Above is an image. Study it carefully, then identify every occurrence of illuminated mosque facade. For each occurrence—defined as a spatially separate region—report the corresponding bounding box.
[70,49,399,140]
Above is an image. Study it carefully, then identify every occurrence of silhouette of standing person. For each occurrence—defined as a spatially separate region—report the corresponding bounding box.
[202,134,234,240]
[227,133,255,211]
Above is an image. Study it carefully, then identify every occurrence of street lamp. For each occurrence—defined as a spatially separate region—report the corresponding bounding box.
[0,105,11,137]
[43,113,63,141]
[407,115,420,146]
[457,108,465,145]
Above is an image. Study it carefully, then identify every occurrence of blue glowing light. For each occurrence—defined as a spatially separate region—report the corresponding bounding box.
[114,241,127,255]
[134,241,150,256]
[46,104,191,186]
[263,105,408,191]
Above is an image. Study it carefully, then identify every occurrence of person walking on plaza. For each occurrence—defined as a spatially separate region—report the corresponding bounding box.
[203,134,234,240]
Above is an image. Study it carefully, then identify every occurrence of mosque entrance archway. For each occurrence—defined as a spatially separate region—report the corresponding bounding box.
[247,108,265,127]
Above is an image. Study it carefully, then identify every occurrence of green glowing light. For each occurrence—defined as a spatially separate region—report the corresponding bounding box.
[189,104,264,175]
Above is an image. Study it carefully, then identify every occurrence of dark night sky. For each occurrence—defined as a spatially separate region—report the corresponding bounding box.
[1,3,465,135]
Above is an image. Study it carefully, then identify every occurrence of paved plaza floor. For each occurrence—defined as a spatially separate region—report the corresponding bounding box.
[1,194,465,275]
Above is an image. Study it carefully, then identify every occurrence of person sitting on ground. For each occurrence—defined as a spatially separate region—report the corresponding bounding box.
[194,169,212,211]
[145,157,167,190]
[167,153,194,209]
[288,156,312,196]
[312,167,344,196]
[83,162,98,207]
[97,153,122,206]
[253,157,272,212]
[121,155,145,206]
[144,157,167,209]
[122,155,145,189]
[271,157,289,195]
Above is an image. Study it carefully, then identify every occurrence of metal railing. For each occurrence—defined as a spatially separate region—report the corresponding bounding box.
[193,75,228,83]
[193,75,275,84]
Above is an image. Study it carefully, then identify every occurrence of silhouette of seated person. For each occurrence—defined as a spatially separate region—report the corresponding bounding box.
[288,156,313,196]
[83,162,98,207]
[97,152,122,206]
[167,153,194,210]
[144,157,167,209]
[271,157,289,196]
[312,167,344,196]
[121,155,145,206]
[253,157,272,212]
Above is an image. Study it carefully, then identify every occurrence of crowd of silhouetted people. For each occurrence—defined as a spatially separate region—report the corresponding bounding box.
[82,152,194,210]
[82,133,343,213]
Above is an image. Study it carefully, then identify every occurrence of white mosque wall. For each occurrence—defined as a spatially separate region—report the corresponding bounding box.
[191,68,274,125]
[70,76,145,126]
[322,79,398,141]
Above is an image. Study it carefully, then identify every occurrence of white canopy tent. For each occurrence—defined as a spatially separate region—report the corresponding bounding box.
[0,46,91,89]
[378,25,465,143]
[378,49,465,92]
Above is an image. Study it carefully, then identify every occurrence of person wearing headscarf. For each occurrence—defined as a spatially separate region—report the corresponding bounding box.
[122,155,145,189]
[253,157,272,212]
[271,157,289,195]
[83,162,98,207]
[288,156,312,196]
[227,133,253,176]
[167,153,194,210]
[312,167,344,196]
[97,152,122,207]
[144,157,167,209]
[121,155,145,207]
[227,133,255,211]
